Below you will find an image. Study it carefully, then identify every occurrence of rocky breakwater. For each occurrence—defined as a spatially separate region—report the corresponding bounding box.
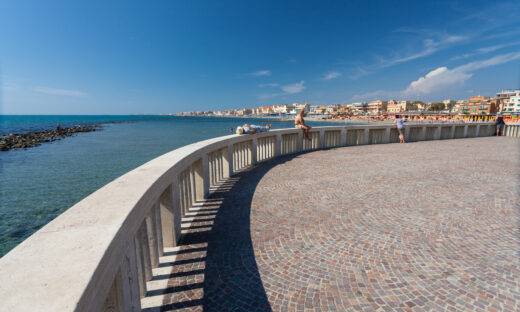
[0,125,99,151]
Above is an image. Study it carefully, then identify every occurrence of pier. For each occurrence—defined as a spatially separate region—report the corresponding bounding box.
[0,122,519,311]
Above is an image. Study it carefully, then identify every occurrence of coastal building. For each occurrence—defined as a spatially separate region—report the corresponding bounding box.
[325,105,339,114]
[497,90,520,112]
[289,103,310,114]
[454,100,469,114]
[504,95,520,113]
[348,102,368,114]
[467,96,496,114]
[386,100,399,113]
[314,106,328,115]
[442,99,456,111]
[272,104,295,114]
[235,108,252,116]
[367,100,387,115]
[252,106,274,115]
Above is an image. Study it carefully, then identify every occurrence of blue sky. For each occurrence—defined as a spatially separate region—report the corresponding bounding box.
[1,0,520,114]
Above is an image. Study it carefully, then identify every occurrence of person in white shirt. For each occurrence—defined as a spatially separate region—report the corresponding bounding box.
[395,114,406,143]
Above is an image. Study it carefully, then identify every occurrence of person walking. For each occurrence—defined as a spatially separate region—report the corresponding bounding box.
[395,114,406,143]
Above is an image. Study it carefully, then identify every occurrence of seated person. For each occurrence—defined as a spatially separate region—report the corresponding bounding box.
[236,123,271,135]
[295,109,312,140]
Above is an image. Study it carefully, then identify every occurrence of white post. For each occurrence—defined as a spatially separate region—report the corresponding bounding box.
[226,144,234,176]
[383,127,391,143]
[420,126,427,141]
[171,182,182,245]
[201,154,210,197]
[463,124,468,138]
[118,240,141,311]
[318,129,325,148]
[363,128,370,145]
[159,185,176,248]
[434,126,442,140]
[340,128,347,146]
[275,134,282,156]
[145,210,159,268]
[251,138,258,165]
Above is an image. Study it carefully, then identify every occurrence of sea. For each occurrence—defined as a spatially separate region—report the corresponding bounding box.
[0,115,352,256]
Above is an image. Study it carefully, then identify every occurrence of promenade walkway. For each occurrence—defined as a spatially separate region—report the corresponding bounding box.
[142,137,520,311]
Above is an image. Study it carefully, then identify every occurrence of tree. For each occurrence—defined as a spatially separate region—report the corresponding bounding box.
[428,102,445,111]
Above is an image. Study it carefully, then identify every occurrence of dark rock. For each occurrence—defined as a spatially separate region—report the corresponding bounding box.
[0,124,100,151]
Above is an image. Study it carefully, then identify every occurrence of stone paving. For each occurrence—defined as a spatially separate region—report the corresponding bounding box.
[142,137,520,311]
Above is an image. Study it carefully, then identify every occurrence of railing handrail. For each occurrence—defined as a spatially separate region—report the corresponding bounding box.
[0,121,512,311]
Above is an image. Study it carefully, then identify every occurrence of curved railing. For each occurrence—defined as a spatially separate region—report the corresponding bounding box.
[0,122,517,311]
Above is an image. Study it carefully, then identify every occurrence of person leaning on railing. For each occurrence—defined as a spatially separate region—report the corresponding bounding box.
[395,114,406,143]
[495,114,505,136]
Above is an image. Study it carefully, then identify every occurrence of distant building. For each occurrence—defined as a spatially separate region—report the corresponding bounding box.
[253,105,274,115]
[497,90,520,113]
[289,102,310,114]
[442,99,456,111]
[346,102,367,114]
[504,95,520,113]
[496,90,520,112]
[235,108,252,116]
[453,100,468,114]
[272,104,294,114]
[467,96,496,114]
[367,100,387,115]
[386,100,399,113]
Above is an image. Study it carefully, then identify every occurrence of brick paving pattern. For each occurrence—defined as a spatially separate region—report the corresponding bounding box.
[142,137,520,311]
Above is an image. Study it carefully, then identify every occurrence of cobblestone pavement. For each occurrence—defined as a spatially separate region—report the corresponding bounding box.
[142,137,520,311]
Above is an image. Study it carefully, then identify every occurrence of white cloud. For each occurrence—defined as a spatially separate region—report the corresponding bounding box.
[380,35,466,68]
[323,71,341,80]
[257,80,306,100]
[351,32,467,79]
[354,51,520,100]
[403,67,472,95]
[281,81,305,94]
[33,86,87,97]
[258,83,279,88]
[451,41,520,60]
[249,70,271,77]
[404,51,520,96]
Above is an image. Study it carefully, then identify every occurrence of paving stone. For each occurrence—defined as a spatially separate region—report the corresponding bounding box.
[145,137,520,311]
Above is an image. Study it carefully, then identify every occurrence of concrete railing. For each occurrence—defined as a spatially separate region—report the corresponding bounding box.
[0,122,509,311]
[504,123,520,138]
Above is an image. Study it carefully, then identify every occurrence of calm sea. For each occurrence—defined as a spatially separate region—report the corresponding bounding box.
[0,115,349,256]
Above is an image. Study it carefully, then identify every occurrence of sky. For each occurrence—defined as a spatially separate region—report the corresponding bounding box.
[1,0,520,114]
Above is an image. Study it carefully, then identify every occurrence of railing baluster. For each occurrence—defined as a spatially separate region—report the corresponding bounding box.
[119,239,141,311]
[145,206,159,268]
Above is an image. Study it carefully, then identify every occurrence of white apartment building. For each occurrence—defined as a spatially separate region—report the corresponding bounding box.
[367,100,387,115]
[504,95,520,113]
[497,90,520,112]
[272,104,295,114]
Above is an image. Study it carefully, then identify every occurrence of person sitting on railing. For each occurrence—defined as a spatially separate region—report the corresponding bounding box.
[395,114,406,143]
[236,124,271,135]
[295,109,312,140]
